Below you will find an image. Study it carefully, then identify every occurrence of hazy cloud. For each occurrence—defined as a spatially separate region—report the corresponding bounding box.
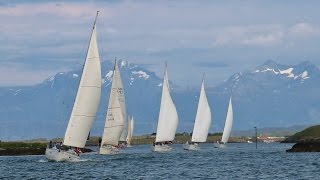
[213,23,320,46]
[193,61,229,68]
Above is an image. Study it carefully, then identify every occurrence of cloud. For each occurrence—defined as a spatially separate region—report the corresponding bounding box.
[213,23,320,46]
[288,22,320,37]
[0,65,65,86]
[0,2,108,19]
[193,61,229,68]
[1,1,320,87]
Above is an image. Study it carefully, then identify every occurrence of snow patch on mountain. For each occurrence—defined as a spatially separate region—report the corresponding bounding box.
[48,76,55,81]
[130,77,134,85]
[254,65,310,81]
[121,60,127,68]
[279,68,294,77]
[132,71,150,80]
[261,68,280,74]
[102,70,114,86]
[105,71,113,80]
[294,71,310,81]
[301,71,309,79]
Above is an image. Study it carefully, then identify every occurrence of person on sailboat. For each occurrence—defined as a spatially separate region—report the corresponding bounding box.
[98,137,102,146]
[74,147,81,156]
[49,141,53,148]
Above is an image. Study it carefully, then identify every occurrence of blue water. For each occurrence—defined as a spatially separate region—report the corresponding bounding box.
[0,143,320,179]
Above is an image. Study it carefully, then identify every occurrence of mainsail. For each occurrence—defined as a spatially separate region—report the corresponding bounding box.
[155,65,179,142]
[191,79,212,143]
[101,60,126,146]
[63,20,101,148]
[221,97,233,144]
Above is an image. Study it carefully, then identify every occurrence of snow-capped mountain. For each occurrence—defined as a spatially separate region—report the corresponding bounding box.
[0,60,163,140]
[210,60,320,131]
[0,60,319,140]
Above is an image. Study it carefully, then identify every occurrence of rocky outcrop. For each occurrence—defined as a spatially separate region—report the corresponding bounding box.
[287,141,320,152]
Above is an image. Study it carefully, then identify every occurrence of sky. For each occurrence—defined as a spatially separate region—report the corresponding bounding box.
[1,0,320,87]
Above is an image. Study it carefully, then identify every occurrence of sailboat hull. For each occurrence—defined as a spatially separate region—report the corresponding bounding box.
[214,143,227,148]
[45,148,80,162]
[99,145,119,155]
[152,144,172,152]
[183,143,200,151]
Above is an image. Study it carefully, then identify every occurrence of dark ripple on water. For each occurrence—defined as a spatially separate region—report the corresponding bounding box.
[1,143,320,179]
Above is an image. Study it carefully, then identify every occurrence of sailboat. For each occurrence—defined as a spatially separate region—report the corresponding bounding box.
[152,64,179,152]
[45,12,102,162]
[184,77,211,151]
[99,60,126,155]
[215,97,233,148]
[126,116,134,147]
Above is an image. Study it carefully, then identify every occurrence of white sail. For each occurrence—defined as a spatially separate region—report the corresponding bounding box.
[63,24,101,148]
[191,80,212,143]
[221,97,233,144]
[101,60,126,146]
[119,113,128,142]
[155,66,179,142]
[126,116,134,145]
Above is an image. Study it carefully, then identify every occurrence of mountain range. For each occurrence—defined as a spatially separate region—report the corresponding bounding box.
[0,60,319,140]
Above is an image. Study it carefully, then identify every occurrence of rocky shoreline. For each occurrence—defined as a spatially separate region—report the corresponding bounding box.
[286,141,320,152]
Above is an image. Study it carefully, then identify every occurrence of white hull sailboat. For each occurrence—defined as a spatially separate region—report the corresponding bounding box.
[100,60,126,155]
[152,144,172,152]
[183,141,200,151]
[45,12,102,162]
[215,97,233,148]
[184,77,211,151]
[45,147,80,162]
[126,116,134,147]
[152,64,179,152]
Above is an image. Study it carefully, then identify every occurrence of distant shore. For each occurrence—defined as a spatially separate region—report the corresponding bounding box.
[0,135,251,156]
[0,142,46,156]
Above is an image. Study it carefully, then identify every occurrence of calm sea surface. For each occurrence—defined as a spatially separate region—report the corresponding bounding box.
[0,143,320,179]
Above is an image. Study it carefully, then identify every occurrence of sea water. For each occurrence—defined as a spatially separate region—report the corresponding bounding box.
[0,143,319,179]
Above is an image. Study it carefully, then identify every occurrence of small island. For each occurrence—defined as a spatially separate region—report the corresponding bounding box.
[285,125,320,152]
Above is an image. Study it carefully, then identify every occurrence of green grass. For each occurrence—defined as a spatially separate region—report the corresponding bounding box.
[0,142,46,149]
[289,125,320,141]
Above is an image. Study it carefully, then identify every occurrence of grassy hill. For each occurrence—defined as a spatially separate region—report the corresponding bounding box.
[283,125,320,143]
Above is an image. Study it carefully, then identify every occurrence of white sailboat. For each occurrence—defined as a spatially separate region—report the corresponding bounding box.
[152,65,179,152]
[215,97,233,148]
[184,77,211,151]
[45,12,101,162]
[126,116,134,147]
[99,60,126,155]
